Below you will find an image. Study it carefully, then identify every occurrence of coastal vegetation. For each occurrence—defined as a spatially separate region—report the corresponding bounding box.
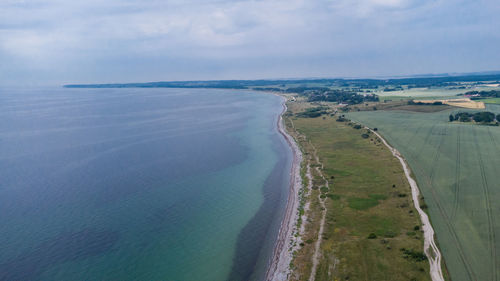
[283,87,379,104]
[283,98,433,281]
[296,107,329,118]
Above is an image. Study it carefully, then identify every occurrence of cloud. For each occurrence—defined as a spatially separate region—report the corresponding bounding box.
[0,0,499,85]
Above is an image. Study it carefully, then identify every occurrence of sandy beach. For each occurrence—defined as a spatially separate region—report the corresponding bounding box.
[265,97,303,281]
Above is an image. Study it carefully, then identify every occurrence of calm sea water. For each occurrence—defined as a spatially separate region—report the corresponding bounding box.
[0,87,292,281]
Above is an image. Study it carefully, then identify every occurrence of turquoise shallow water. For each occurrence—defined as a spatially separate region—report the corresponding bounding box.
[0,87,292,281]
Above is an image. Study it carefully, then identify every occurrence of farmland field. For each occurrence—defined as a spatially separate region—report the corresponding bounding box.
[481,98,500,104]
[347,104,500,281]
[375,88,470,98]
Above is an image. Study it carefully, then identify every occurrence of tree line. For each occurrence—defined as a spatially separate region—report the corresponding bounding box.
[449,111,499,123]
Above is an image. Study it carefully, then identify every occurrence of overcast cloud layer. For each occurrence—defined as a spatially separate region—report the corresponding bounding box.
[1,0,499,85]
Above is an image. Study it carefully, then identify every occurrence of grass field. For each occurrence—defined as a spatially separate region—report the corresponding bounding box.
[347,104,500,281]
[480,98,500,104]
[285,101,433,281]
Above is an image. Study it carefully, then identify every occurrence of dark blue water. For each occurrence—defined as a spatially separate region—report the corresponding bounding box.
[0,87,292,280]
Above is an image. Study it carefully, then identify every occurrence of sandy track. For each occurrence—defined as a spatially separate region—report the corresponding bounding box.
[370,129,445,281]
[308,147,329,281]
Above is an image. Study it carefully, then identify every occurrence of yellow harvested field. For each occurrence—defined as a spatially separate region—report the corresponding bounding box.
[418,98,485,109]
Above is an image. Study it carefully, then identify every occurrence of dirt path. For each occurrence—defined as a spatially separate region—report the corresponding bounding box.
[308,145,329,281]
[370,129,445,281]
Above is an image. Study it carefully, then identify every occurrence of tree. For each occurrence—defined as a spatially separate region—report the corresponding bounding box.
[449,114,455,122]
[473,112,495,123]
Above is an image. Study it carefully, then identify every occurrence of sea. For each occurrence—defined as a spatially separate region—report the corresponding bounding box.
[0,87,293,281]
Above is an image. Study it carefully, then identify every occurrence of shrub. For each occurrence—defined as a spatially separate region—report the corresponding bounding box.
[368,233,377,239]
[297,107,328,118]
[361,133,369,139]
[353,124,362,129]
[400,248,427,262]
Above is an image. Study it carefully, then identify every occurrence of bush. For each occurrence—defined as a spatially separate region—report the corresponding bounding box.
[353,124,362,129]
[400,248,428,262]
[361,133,369,139]
[367,233,377,239]
[297,107,328,118]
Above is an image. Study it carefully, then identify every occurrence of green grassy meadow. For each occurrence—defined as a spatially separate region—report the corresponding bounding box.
[481,98,500,104]
[348,104,500,281]
[286,102,432,281]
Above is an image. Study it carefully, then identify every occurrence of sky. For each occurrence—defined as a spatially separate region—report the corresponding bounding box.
[1,0,499,85]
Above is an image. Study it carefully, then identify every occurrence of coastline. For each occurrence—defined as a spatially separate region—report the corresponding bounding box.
[265,96,303,281]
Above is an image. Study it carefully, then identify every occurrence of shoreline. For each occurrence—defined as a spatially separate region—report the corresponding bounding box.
[265,96,303,281]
